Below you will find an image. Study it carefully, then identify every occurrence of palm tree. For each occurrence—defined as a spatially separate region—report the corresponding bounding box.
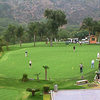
[34,73,40,81]
[81,17,94,44]
[43,65,49,80]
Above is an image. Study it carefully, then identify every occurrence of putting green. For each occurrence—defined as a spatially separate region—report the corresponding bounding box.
[0,43,99,80]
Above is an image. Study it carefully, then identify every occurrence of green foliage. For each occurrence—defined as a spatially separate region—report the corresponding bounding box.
[43,65,49,69]
[5,24,17,44]
[44,9,67,46]
[0,36,7,52]
[66,25,80,32]
[58,29,69,39]
[81,17,94,33]
[74,30,89,40]
[34,73,40,81]
[16,26,24,38]
[44,9,67,33]
[28,22,44,46]
[16,25,24,46]
[22,74,28,82]
[0,18,18,36]
[26,88,40,92]
[26,88,40,96]
[43,85,50,93]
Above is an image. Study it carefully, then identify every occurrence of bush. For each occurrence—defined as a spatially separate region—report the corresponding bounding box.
[26,88,40,96]
[22,74,28,82]
[43,85,50,93]
[65,41,69,45]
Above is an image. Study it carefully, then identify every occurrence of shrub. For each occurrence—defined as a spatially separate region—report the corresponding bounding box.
[43,85,50,93]
[22,74,28,82]
[26,88,40,96]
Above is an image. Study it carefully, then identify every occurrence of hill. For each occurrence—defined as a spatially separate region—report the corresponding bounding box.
[0,0,100,24]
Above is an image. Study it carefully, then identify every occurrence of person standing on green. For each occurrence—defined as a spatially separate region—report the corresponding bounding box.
[73,46,75,51]
[80,63,83,73]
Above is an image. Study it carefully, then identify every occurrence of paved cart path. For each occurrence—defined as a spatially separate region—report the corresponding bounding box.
[53,89,100,100]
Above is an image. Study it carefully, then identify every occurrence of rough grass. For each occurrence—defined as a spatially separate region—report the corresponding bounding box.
[0,42,100,100]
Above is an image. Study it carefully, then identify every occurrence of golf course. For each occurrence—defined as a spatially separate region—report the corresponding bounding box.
[0,42,99,100]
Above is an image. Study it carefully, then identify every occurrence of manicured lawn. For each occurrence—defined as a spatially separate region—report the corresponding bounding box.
[0,42,99,79]
[0,89,20,100]
[0,42,100,100]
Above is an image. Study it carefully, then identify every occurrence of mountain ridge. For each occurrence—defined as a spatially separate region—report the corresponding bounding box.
[0,0,100,24]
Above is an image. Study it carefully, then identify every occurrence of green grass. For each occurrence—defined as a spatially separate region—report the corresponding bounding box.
[0,42,100,100]
[0,89,20,100]
[43,94,51,100]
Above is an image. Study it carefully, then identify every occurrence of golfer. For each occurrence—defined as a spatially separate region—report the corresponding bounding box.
[97,53,100,59]
[80,63,83,73]
[25,51,28,57]
[73,46,75,51]
[91,59,94,68]
[29,60,32,68]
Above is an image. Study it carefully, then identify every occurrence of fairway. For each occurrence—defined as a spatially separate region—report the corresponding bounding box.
[0,42,100,100]
[0,43,99,79]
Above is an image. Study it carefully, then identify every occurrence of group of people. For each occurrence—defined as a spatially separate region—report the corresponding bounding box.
[79,52,100,74]
[25,51,32,68]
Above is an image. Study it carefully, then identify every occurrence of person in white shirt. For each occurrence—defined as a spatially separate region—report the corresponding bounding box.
[29,60,32,68]
[25,51,28,57]
[91,59,94,68]
[97,53,100,59]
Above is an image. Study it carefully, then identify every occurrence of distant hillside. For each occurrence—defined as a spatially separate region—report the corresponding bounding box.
[0,0,100,24]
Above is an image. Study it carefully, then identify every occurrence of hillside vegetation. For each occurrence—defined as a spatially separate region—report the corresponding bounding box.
[0,0,100,24]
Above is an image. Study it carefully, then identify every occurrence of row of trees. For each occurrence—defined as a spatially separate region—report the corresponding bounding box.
[1,10,100,52]
[81,17,100,43]
[0,9,67,49]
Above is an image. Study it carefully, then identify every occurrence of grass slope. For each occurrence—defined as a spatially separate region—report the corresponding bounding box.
[0,42,100,100]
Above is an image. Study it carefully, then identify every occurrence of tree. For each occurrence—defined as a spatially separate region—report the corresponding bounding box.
[43,65,49,80]
[28,22,40,47]
[37,22,46,41]
[94,21,100,42]
[81,17,94,44]
[34,73,40,81]
[58,29,69,40]
[26,88,39,96]
[0,37,4,52]
[44,9,67,46]
[74,30,89,40]
[22,74,28,82]
[0,37,7,52]
[5,24,16,44]
[16,26,24,47]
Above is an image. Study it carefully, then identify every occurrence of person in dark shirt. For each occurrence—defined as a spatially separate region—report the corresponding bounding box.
[80,63,83,73]
[25,51,28,57]
[73,46,75,51]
